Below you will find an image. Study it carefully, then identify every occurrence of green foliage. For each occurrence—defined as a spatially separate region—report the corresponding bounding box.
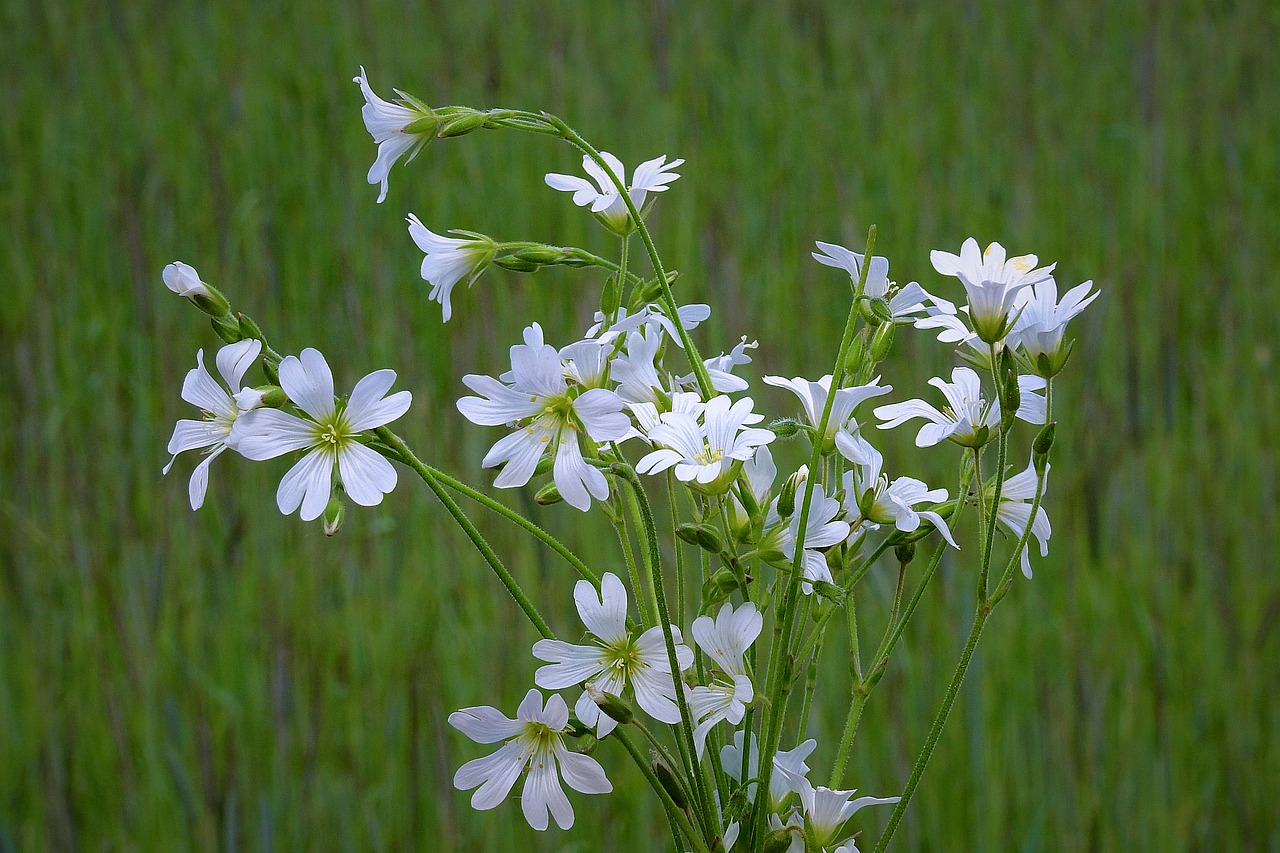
[2,0,1276,849]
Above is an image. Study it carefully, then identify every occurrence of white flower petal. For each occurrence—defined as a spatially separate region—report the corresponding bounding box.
[276,447,333,520]
[338,441,397,507]
[279,349,335,421]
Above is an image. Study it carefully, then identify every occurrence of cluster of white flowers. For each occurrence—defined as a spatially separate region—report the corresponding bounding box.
[159,71,1097,849]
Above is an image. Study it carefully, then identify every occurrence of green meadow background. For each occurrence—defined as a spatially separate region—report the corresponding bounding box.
[3,0,1277,850]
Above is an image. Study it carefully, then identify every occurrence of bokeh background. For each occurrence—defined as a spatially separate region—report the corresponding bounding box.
[3,0,1277,850]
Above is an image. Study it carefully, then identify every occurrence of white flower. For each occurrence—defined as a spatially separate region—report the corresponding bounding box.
[687,602,762,755]
[772,761,900,849]
[532,573,693,736]
[930,238,1055,343]
[545,151,684,235]
[162,261,213,299]
[230,348,411,521]
[456,324,630,511]
[353,66,435,203]
[992,459,1051,578]
[812,242,891,297]
[873,366,1045,448]
[636,395,775,492]
[762,481,850,593]
[405,215,495,322]
[843,456,958,549]
[1007,278,1099,374]
[681,336,758,393]
[611,327,666,405]
[721,731,818,812]
[762,374,891,461]
[587,302,710,347]
[449,688,612,831]
[729,444,777,533]
[163,339,263,510]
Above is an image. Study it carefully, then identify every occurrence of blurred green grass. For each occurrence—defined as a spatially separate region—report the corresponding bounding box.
[2,0,1276,849]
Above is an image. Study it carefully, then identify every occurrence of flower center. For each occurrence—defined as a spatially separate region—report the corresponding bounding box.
[314,410,355,450]
[601,637,642,677]
[694,443,724,465]
[520,721,562,757]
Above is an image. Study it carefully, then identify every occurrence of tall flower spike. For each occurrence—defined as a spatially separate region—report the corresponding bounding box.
[545,151,684,235]
[531,573,693,736]
[456,323,629,511]
[449,689,612,831]
[406,215,495,322]
[687,602,762,755]
[230,348,412,521]
[353,67,437,203]
[164,339,263,510]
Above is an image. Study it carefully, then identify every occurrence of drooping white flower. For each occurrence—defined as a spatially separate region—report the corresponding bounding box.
[545,151,684,235]
[991,459,1052,578]
[762,374,891,463]
[1007,278,1099,375]
[761,481,850,593]
[636,395,775,492]
[353,66,436,203]
[532,573,693,736]
[873,366,1045,448]
[230,348,411,521]
[163,339,263,510]
[812,242,891,297]
[772,761,900,850]
[687,602,762,755]
[449,688,612,831]
[162,261,213,300]
[843,456,958,549]
[405,215,495,322]
[930,238,1055,343]
[722,731,818,813]
[456,324,630,511]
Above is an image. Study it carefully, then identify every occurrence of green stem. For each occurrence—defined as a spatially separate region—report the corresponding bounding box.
[615,730,710,853]
[612,493,653,626]
[376,427,554,639]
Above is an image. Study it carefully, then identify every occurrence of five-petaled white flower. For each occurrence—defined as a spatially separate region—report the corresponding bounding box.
[763,374,891,463]
[1007,278,1099,376]
[586,302,710,347]
[930,238,1055,343]
[406,215,495,322]
[773,762,900,851]
[637,395,775,493]
[842,455,958,549]
[532,573,693,736]
[687,602,762,756]
[164,339,263,510]
[873,366,1045,448]
[991,458,1052,578]
[230,348,411,521]
[813,241,944,323]
[449,688,612,831]
[722,732,818,813]
[353,66,436,203]
[761,481,850,593]
[545,151,684,235]
[457,324,629,511]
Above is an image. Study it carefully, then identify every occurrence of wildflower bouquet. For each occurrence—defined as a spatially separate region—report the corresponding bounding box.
[162,68,1096,851]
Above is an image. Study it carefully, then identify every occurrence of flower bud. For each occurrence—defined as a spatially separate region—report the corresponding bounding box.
[998,348,1021,432]
[263,358,280,386]
[769,418,802,439]
[895,541,917,565]
[436,110,488,138]
[575,732,599,756]
[869,318,896,363]
[1033,421,1056,474]
[163,262,231,317]
[493,255,540,272]
[676,523,724,554]
[587,685,634,726]
[701,569,740,607]
[211,315,244,344]
[600,274,622,318]
[777,466,808,519]
[842,334,866,376]
[512,246,566,265]
[322,496,344,536]
[236,312,263,340]
[652,754,689,810]
[762,828,797,853]
[535,482,563,506]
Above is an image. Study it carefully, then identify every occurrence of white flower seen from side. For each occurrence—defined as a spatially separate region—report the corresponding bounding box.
[353,66,436,203]
[762,374,891,462]
[586,302,711,347]
[162,261,214,300]
[842,455,958,549]
[531,573,693,736]
[930,237,1055,343]
[772,762,900,851]
[545,151,684,235]
[456,323,630,511]
[992,458,1052,578]
[722,731,818,813]
[163,339,263,510]
[449,688,612,831]
[230,348,412,521]
[687,602,762,756]
[761,481,850,593]
[406,215,495,322]
[1007,278,1100,376]
[873,366,1045,449]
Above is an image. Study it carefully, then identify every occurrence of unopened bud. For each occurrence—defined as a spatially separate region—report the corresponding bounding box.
[676,523,724,554]
[600,274,622,318]
[211,315,244,344]
[234,385,285,411]
[842,334,866,376]
[652,755,689,810]
[894,541,916,565]
[322,496,344,536]
[236,313,262,340]
[701,569,740,607]
[436,110,488,138]
[575,732,599,756]
[777,466,808,518]
[869,318,896,362]
[263,359,280,385]
[163,262,231,317]
[762,828,796,853]
[587,685,633,726]
[998,348,1020,432]
[493,255,540,272]
[769,418,802,438]
[535,482,563,506]
[868,297,894,324]
[512,246,565,265]
[1033,421,1056,474]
